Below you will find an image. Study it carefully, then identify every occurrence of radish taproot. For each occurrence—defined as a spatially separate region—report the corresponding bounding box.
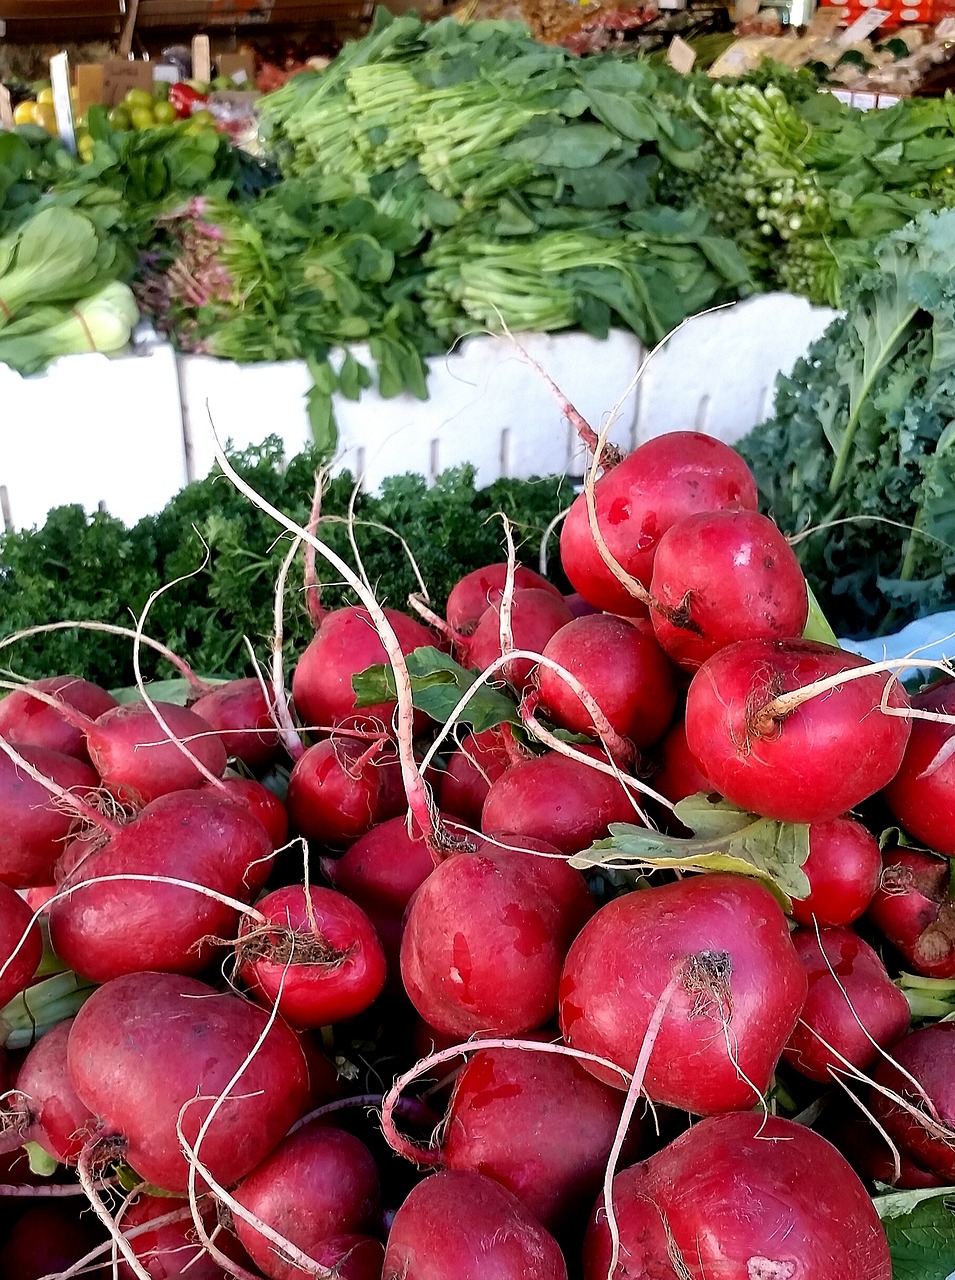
[583,1112,892,1279]
[383,1169,568,1280]
[783,927,910,1082]
[238,885,387,1028]
[401,837,594,1037]
[559,873,807,1112]
[537,613,677,748]
[49,790,276,982]
[684,639,911,823]
[649,509,809,670]
[231,1121,381,1280]
[560,431,759,615]
[0,676,116,762]
[67,970,310,1193]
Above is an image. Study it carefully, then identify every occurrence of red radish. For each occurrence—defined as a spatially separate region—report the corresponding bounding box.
[870,1022,955,1181]
[446,564,564,635]
[790,816,882,927]
[783,927,910,1083]
[286,736,405,849]
[653,717,711,805]
[425,1046,638,1231]
[0,676,116,762]
[481,749,638,856]
[537,614,676,748]
[560,431,759,615]
[867,847,955,979]
[84,701,227,806]
[401,836,594,1038]
[583,1113,891,1280]
[831,1111,945,1190]
[202,774,289,850]
[437,728,514,827]
[649,509,809,670]
[12,1019,96,1164]
[321,813,438,967]
[464,589,573,696]
[191,678,282,770]
[231,1121,380,1280]
[67,971,310,1193]
[884,680,955,854]
[0,1204,102,1280]
[292,605,436,730]
[383,1169,568,1279]
[0,745,98,888]
[49,791,276,982]
[0,881,43,1007]
[564,592,600,618]
[238,885,387,1028]
[298,1032,343,1107]
[117,1194,247,1279]
[684,638,912,823]
[559,873,807,1113]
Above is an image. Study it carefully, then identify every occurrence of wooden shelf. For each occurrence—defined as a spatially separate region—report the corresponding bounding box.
[0,0,122,39]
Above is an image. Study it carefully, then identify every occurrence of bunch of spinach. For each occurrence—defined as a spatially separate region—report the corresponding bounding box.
[0,439,570,689]
[739,208,955,640]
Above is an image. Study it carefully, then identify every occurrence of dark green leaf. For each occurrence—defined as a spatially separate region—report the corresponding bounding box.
[876,1187,955,1280]
[353,646,521,732]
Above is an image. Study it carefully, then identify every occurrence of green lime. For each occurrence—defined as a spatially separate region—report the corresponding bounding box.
[152,101,177,125]
[130,105,156,130]
[107,106,132,131]
[124,87,154,110]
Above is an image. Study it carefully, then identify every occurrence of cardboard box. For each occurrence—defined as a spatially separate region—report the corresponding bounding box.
[100,58,154,107]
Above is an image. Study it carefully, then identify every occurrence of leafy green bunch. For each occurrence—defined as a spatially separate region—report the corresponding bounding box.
[739,208,955,639]
[0,440,570,689]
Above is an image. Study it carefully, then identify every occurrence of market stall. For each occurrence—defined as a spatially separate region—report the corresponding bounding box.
[2,4,955,1277]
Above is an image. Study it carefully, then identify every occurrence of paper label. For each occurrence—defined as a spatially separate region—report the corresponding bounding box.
[49,52,76,155]
[101,58,154,107]
[75,63,105,116]
[667,35,697,74]
[838,7,890,42]
[192,35,212,85]
[809,6,845,33]
[0,86,13,131]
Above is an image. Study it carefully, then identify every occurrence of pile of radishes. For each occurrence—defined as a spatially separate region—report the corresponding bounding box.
[1,427,955,1280]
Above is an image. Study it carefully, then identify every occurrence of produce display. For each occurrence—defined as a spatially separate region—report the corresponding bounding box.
[6,12,955,435]
[741,208,955,639]
[7,9,955,1272]
[2,405,955,1277]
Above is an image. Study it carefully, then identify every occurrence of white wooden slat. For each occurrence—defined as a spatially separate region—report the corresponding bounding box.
[0,343,187,532]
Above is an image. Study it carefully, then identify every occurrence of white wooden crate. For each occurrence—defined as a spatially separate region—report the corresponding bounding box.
[0,343,187,532]
[1,294,837,531]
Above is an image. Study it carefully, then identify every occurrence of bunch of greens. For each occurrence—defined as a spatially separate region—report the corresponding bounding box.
[0,439,570,689]
[0,204,138,374]
[656,74,955,307]
[141,11,747,433]
[739,208,955,640]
